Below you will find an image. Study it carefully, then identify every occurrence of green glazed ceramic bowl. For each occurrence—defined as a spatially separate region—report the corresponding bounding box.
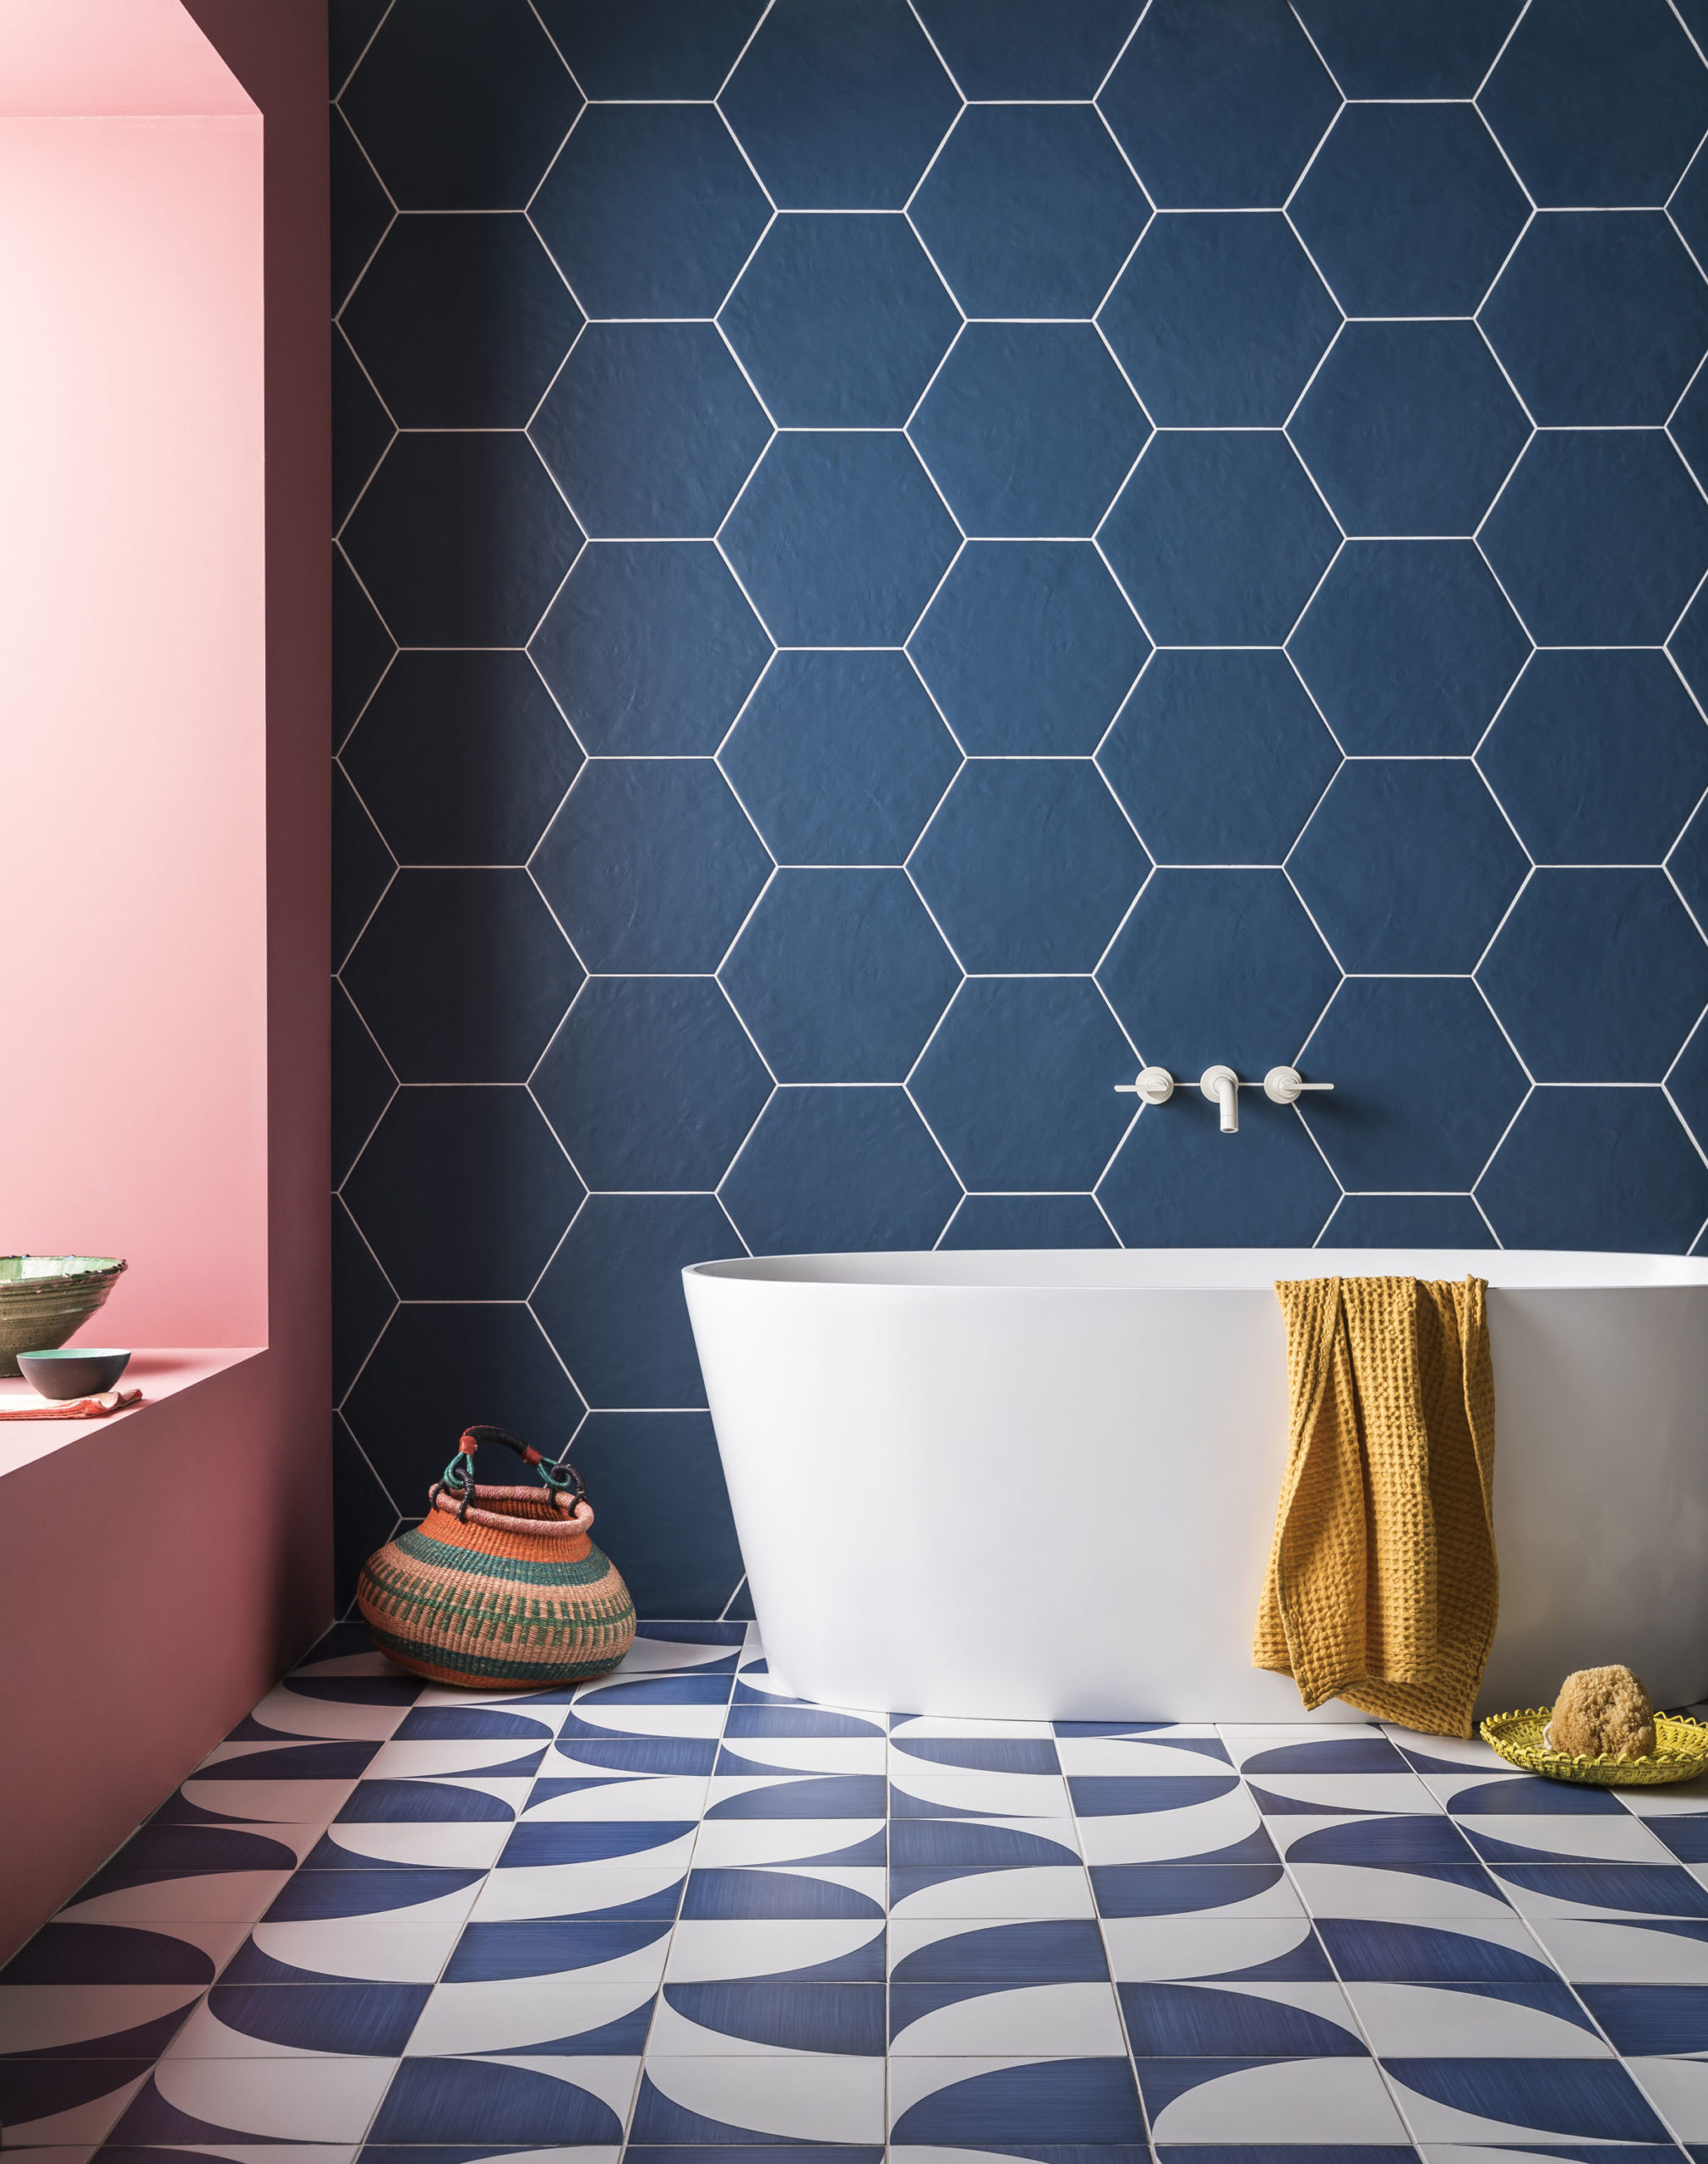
[0,1256,126,1379]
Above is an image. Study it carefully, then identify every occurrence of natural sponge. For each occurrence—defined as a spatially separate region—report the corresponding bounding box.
[1552,1664,1656,1759]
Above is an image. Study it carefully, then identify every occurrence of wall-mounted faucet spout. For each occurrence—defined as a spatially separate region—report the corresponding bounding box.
[1200,1065,1240,1134]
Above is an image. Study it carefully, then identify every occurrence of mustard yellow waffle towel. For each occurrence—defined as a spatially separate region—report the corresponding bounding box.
[1253,1275,1498,1738]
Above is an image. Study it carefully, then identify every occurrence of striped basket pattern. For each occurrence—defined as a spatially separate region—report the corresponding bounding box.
[357,1428,636,1688]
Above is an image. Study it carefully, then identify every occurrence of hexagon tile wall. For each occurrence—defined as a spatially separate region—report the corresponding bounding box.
[331,0,1708,1614]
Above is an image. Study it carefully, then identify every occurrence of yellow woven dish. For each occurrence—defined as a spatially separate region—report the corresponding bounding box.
[1480,1708,1708,1785]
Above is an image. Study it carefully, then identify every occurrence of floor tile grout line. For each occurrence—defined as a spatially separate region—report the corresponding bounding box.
[1063,1719,1163,2163]
[1219,1731,1429,2145]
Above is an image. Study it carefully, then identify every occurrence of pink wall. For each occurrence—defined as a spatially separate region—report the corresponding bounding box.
[0,0,331,1961]
[0,102,268,1347]
[0,0,256,115]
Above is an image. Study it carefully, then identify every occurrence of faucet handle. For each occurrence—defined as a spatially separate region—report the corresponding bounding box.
[1115,1065,1175,1106]
[1263,1064,1334,1105]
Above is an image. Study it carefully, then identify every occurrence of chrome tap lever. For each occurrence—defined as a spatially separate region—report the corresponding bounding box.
[1200,1065,1240,1134]
[1263,1064,1334,1106]
[1115,1065,1175,1106]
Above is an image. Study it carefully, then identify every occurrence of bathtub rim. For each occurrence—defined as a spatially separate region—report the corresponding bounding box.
[685,1245,1708,1293]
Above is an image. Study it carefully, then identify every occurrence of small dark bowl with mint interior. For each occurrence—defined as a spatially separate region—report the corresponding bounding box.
[18,1347,131,1400]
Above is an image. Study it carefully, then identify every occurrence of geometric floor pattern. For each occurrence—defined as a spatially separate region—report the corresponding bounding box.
[9,1620,1708,2159]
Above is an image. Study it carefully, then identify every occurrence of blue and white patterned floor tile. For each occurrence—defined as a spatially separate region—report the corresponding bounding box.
[1531,1914,1708,1981]
[1381,2054,1674,2141]
[1134,2055,1411,2141]
[18,1628,1708,2153]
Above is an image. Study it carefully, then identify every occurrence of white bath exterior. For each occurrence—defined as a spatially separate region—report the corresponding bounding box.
[683,1249,1708,1721]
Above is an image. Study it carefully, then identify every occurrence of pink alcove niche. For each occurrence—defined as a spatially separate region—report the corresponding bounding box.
[0,0,331,1956]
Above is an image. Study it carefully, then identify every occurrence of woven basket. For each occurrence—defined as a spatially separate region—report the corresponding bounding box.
[357,1424,636,1689]
[1480,1707,1708,1785]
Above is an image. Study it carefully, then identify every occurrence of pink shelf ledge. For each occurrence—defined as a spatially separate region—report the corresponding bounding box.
[0,1347,264,1478]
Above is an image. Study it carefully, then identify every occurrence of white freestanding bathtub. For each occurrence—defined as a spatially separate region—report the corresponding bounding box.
[683,1248,1708,1721]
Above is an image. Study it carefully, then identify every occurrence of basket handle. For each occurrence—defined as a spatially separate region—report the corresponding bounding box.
[434,1424,586,1511]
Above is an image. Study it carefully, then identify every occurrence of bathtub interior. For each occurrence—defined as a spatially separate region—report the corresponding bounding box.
[689,1247,1708,1291]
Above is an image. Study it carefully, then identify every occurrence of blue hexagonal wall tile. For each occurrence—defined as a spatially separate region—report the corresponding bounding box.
[341,651,582,865]
[342,869,585,1083]
[1478,0,1708,208]
[910,106,1149,320]
[1098,1095,1340,1246]
[344,1303,586,1511]
[1287,540,1531,756]
[1288,322,1530,538]
[531,762,772,973]
[1099,213,1339,429]
[1673,134,1708,276]
[719,431,959,643]
[1291,105,1528,318]
[1100,432,1340,644]
[333,764,393,970]
[330,1204,394,1412]
[531,324,772,540]
[331,331,393,532]
[531,106,770,320]
[1670,1009,1708,1161]
[330,106,392,316]
[533,0,763,98]
[1478,653,1708,864]
[343,1087,584,1299]
[1482,214,1708,427]
[720,1088,960,1252]
[1097,869,1340,1079]
[909,978,1136,1191]
[530,544,772,757]
[532,1194,745,1407]
[718,651,959,864]
[1298,977,1527,1189]
[719,0,961,210]
[532,978,771,1191]
[338,1415,404,1600]
[909,761,1149,974]
[1670,794,1708,928]
[914,0,1139,98]
[1289,762,1529,974]
[719,214,959,428]
[341,433,583,645]
[332,981,394,1191]
[1480,431,1708,645]
[910,324,1149,538]
[1319,1194,1497,1249]
[1100,0,1340,210]
[341,0,582,210]
[719,869,960,1081]
[1292,0,1522,98]
[909,543,1149,757]
[1670,364,1708,497]
[1477,1087,1708,1252]
[1478,868,1708,1080]
[1671,577,1708,719]
[570,1413,745,1616]
[1100,652,1340,865]
[940,1193,1117,1249]
[340,214,582,429]
[334,3,386,97]
[333,548,394,751]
